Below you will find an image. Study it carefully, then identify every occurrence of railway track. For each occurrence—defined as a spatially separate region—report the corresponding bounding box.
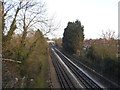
[49,42,120,89]
[59,48,120,88]
[54,48,103,89]
[50,48,75,89]
[49,42,104,89]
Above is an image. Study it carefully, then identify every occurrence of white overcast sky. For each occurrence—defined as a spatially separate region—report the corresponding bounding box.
[44,0,119,39]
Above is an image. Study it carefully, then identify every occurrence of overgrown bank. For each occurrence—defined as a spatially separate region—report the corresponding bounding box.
[2,0,55,88]
[56,20,120,86]
[2,30,49,88]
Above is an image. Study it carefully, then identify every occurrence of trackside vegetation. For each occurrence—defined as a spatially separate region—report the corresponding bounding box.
[62,20,84,54]
[61,20,120,85]
[3,29,49,88]
[2,0,49,88]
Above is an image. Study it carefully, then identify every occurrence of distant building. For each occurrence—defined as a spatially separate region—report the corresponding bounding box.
[83,38,118,50]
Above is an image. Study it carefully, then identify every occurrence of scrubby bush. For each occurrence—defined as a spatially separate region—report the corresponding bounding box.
[103,57,115,76]
[85,38,119,83]
[86,46,95,60]
[3,30,48,88]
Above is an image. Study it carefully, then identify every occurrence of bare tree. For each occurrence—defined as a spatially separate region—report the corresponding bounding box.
[2,0,35,47]
[2,0,47,47]
[101,30,116,40]
[3,0,59,60]
[17,0,47,49]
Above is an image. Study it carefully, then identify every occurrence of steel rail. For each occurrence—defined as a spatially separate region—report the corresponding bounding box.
[50,49,75,89]
[55,48,103,89]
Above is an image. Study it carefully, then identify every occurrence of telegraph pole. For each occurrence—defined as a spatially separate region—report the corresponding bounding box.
[0,0,3,89]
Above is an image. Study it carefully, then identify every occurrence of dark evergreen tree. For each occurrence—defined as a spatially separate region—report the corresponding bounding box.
[62,20,84,54]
